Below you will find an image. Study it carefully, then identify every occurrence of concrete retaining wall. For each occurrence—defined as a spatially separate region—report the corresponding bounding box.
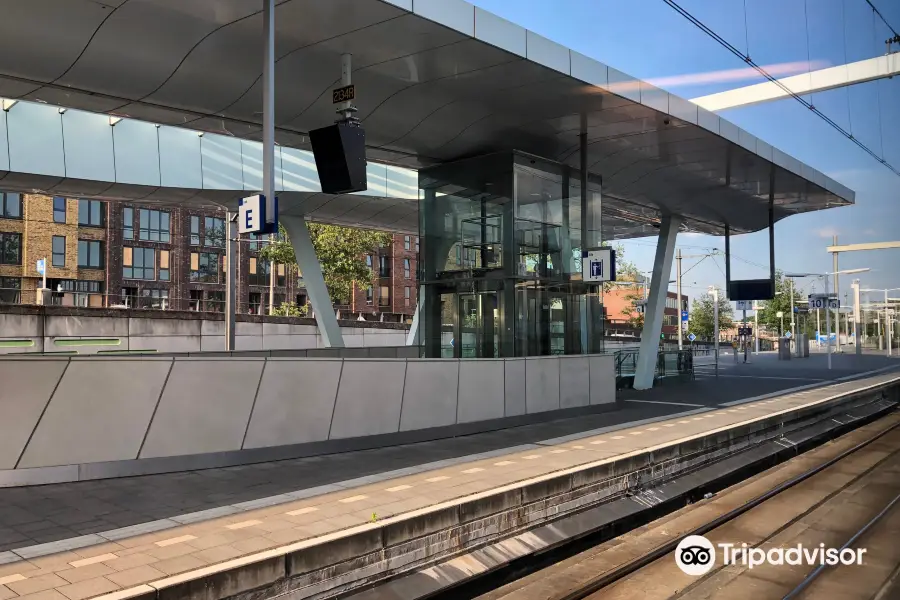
[0,353,616,486]
[0,310,409,354]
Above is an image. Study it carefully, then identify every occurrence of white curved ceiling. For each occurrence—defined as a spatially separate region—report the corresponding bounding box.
[0,0,853,237]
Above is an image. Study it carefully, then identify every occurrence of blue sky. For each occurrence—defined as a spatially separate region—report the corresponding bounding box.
[470,0,900,306]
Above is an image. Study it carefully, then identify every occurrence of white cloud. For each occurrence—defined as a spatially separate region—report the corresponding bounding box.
[815,226,839,239]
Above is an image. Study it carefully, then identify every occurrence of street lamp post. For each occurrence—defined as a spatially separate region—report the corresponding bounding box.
[860,287,900,357]
[709,286,719,377]
[787,268,870,370]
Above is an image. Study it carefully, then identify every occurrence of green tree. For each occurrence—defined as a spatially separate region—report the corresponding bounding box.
[271,302,308,317]
[688,288,734,340]
[756,271,803,335]
[606,244,644,327]
[259,223,391,305]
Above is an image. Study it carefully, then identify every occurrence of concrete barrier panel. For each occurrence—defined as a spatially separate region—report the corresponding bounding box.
[243,359,342,448]
[128,317,201,337]
[0,338,41,354]
[199,334,226,352]
[399,360,459,431]
[0,359,68,469]
[236,335,264,351]
[504,359,526,417]
[457,360,505,423]
[18,359,173,468]
[139,359,265,458]
[329,360,406,439]
[525,357,560,413]
[590,355,616,405]
[0,313,41,337]
[45,315,128,337]
[261,334,318,350]
[559,356,590,408]
[128,335,201,353]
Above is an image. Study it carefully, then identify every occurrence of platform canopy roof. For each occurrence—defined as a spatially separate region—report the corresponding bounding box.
[0,0,853,239]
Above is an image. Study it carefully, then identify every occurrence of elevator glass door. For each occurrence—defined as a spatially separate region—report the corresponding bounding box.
[456,292,498,358]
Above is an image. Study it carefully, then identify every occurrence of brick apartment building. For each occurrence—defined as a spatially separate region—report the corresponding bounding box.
[0,191,417,321]
[603,284,689,336]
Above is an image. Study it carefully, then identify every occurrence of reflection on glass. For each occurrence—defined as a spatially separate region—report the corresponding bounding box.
[419,151,605,358]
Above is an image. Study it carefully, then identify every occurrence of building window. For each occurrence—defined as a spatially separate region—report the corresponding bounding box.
[249,292,262,314]
[1,192,22,219]
[404,235,410,250]
[277,263,286,287]
[379,255,391,278]
[248,232,261,251]
[52,197,66,223]
[141,288,169,309]
[405,286,411,307]
[191,252,220,283]
[139,209,170,242]
[379,285,391,307]
[56,280,102,293]
[52,235,66,267]
[249,257,270,287]
[404,258,411,279]
[204,216,224,247]
[366,254,373,268]
[77,239,104,269]
[206,291,225,312]
[415,236,419,252]
[365,286,373,305]
[123,247,155,280]
[190,216,200,245]
[0,276,20,303]
[123,207,134,240]
[0,232,22,265]
[78,199,105,227]
[159,250,170,281]
[189,289,202,311]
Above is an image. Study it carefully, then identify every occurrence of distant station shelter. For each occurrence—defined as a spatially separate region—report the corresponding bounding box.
[0,0,852,388]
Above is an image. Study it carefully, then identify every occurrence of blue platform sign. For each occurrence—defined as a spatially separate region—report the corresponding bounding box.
[239,194,279,235]
[681,310,689,322]
[687,333,697,342]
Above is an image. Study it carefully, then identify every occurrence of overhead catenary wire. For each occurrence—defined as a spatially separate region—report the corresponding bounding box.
[661,0,900,177]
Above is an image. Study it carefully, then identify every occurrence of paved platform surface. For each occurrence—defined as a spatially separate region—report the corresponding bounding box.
[0,362,894,600]
[0,353,895,556]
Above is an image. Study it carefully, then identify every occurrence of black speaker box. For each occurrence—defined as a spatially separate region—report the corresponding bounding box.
[309,123,368,194]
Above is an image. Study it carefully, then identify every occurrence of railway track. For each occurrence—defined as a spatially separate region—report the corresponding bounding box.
[476,412,900,600]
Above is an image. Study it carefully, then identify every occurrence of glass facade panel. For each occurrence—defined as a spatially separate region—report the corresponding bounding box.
[419,151,604,358]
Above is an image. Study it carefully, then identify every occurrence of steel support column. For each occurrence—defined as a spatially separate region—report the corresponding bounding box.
[281,215,344,348]
[225,212,237,351]
[634,215,681,390]
[263,0,276,315]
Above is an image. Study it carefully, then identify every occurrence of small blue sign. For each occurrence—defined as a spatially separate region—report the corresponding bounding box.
[590,259,604,279]
[681,310,689,322]
[784,331,793,339]
[36,259,45,275]
[688,333,697,342]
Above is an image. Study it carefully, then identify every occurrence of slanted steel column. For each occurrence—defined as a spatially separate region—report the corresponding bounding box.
[634,215,681,390]
[280,215,344,348]
[406,293,422,346]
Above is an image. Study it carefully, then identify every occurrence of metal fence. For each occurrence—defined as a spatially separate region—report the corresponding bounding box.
[614,347,700,389]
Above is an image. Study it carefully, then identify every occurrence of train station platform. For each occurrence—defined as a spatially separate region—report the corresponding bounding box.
[0,358,897,600]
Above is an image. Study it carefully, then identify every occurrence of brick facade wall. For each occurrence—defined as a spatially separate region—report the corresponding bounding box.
[1,194,405,318]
